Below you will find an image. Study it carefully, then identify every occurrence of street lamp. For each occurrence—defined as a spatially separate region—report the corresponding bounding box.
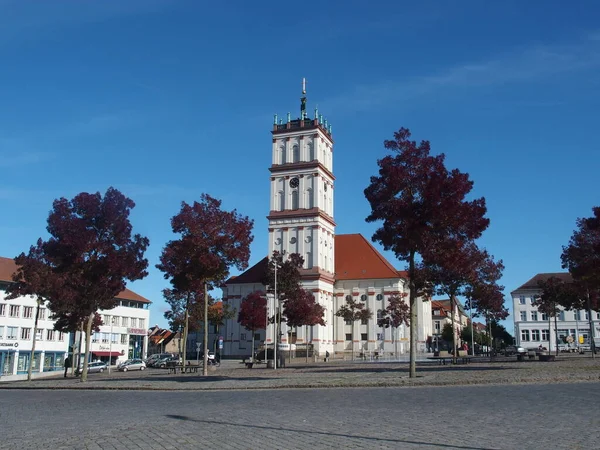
[273,260,278,370]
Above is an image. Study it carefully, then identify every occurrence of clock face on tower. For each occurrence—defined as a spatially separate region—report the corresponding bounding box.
[289,177,299,188]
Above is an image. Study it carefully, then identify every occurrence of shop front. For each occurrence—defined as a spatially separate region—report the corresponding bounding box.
[16,351,42,375]
[43,352,65,372]
[1,349,16,375]
[127,328,146,359]
[92,350,123,365]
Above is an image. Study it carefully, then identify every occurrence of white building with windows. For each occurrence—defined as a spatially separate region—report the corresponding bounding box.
[0,256,151,379]
[511,272,600,351]
[222,83,431,358]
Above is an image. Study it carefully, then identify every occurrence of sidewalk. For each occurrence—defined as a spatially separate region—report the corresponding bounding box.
[1,355,599,391]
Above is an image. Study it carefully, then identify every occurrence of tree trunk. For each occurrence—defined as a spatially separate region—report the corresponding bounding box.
[408,250,417,378]
[203,282,209,376]
[305,325,308,363]
[251,329,255,362]
[351,319,355,361]
[487,315,493,362]
[587,290,596,359]
[81,312,94,382]
[451,295,457,365]
[394,326,398,360]
[182,294,190,368]
[27,299,42,381]
[554,312,559,357]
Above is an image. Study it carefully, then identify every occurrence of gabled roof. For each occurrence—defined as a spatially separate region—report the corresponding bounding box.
[512,272,572,292]
[335,234,406,280]
[226,234,406,285]
[0,256,151,304]
[432,299,467,317]
[431,300,450,317]
[226,257,268,284]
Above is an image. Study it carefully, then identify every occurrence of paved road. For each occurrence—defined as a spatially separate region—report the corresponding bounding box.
[1,383,598,449]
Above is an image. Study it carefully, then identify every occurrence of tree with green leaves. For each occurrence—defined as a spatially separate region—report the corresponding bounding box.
[335,296,372,360]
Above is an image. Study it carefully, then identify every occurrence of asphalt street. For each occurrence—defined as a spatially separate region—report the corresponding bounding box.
[1,383,598,449]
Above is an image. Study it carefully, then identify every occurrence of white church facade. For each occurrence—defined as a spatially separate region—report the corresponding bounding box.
[222,83,431,358]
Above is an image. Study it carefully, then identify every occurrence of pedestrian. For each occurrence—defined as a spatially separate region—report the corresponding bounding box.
[64,356,71,378]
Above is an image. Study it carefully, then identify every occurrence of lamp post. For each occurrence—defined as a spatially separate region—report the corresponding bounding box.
[273,260,278,370]
[469,300,474,356]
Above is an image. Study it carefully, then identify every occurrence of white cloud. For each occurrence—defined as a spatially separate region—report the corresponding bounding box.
[322,32,600,114]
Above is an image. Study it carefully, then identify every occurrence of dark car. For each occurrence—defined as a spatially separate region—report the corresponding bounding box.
[504,345,527,356]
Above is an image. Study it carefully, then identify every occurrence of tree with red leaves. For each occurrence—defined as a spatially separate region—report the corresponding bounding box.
[238,291,267,358]
[30,187,149,382]
[365,128,488,377]
[533,277,571,356]
[561,206,600,356]
[425,240,505,361]
[376,293,409,357]
[7,240,61,381]
[284,289,326,362]
[335,296,372,360]
[157,194,253,375]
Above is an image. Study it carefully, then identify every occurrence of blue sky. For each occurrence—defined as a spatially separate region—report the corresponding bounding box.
[1,0,599,334]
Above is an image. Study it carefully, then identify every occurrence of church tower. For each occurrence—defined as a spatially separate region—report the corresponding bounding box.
[268,79,335,354]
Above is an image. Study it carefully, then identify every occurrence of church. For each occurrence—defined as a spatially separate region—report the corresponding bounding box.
[222,82,431,358]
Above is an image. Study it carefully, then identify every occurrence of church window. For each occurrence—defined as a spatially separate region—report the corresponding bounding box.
[376,294,384,301]
[345,295,352,302]
[361,294,367,301]
[377,309,384,321]
[278,191,284,211]
[306,188,313,209]
[278,146,285,165]
[308,142,315,160]
[324,254,328,271]
[290,237,297,244]
[291,190,299,210]
[305,252,312,269]
[360,333,368,341]
[292,145,300,163]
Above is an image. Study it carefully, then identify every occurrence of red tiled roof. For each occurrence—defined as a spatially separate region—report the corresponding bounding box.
[226,257,269,284]
[0,256,151,304]
[513,272,572,291]
[226,234,405,285]
[335,234,405,280]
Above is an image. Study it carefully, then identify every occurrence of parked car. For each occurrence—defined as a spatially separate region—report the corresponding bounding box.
[145,353,173,366]
[504,345,527,356]
[158,356,181,368]
[118,359,146,371]
[76,361,108,374]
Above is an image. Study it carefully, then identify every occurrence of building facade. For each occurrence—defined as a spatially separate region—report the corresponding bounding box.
[222,83,431,358]
[511,272,600,351]
[0,256,150,377]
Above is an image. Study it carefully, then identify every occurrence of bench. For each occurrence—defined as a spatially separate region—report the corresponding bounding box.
[538,353,556,362]
[457,350,473,364]
[427,351,453,365]
[167,364,200,374]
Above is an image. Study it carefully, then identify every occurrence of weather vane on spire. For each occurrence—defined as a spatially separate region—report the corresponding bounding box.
[301,77,307,119]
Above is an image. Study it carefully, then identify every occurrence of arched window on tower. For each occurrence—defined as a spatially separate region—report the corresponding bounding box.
[306,188,313,209]
[291,190,299,210]
[278,190,284,211]
[308,142,315,161]
[281,146,286,164]
[292,145,300,163]
[305,251,312,269]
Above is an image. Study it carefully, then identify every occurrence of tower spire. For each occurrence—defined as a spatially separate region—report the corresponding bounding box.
[300,77,307,119]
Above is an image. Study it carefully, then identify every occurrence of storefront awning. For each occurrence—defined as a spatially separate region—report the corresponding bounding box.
[92,351,121,357]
